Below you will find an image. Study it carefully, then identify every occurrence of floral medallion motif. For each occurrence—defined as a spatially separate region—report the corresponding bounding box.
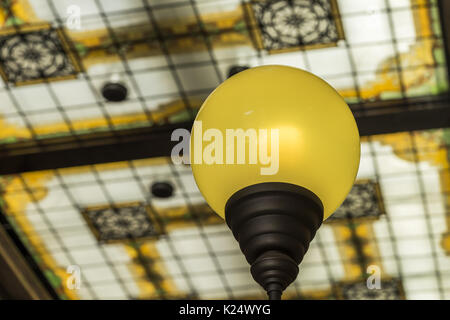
[327,181,384,222]
[0,25,80,85]
[247,0,344,52]
[82,203,162,243]
[337,279,404,300]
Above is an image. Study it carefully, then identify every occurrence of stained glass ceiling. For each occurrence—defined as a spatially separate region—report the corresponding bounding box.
[0,0,447,142]
[0,0,449,300]
[1,129,449,299]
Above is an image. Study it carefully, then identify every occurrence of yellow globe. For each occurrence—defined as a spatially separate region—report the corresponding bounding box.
[191,65,360,220]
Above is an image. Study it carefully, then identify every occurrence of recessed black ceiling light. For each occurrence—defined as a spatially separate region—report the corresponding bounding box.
[227,65,250,78]
[101,82,128,102]
[151,181,174,198]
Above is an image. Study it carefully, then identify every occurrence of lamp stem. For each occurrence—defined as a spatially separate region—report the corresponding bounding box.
[268,291,282,300]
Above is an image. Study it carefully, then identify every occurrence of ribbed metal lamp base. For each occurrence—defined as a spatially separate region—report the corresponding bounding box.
[225,182,324,300]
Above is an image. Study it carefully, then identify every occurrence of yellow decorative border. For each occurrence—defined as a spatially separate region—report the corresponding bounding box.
[1,170,79,299]
[332,222,385,280]
[339,0,442,100]
[128,242,195,299]
[366,130,450,254]
[0,97,201,141]
[0,158,221,299]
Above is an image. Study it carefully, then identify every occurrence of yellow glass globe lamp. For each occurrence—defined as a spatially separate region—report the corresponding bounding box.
[190,65,360,300]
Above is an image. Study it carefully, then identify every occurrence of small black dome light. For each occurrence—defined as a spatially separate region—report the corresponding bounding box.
[227,65,250,78]
[151,181,174,198]
[101,82,128,102]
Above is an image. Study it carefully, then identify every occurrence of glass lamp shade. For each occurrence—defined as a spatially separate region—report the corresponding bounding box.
[190,65,360,220]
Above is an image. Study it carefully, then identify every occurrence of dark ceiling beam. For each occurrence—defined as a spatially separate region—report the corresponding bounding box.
[0,95,448,175]
[0,121,192,175]
[0,211,58,299]
[353,95,450,135]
